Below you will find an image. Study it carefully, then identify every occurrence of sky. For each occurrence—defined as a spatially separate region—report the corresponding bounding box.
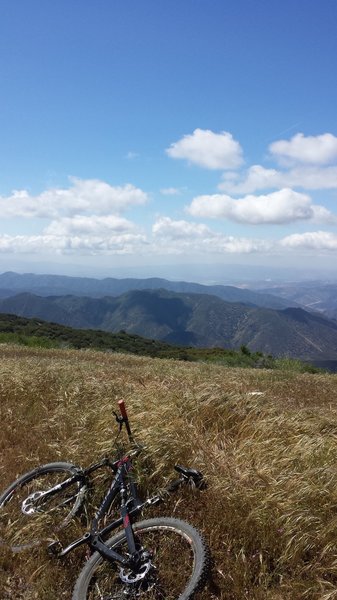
[0,0,337,283]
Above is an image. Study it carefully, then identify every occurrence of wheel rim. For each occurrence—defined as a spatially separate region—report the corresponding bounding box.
[0,470,82,551]
[86,524,197,600]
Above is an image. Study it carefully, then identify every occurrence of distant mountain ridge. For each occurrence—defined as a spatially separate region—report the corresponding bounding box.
[0,271,298,310]
[0,288,337,362]
[260,281,337,319]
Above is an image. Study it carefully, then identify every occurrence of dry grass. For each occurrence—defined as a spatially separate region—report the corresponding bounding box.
[1,344,337,598]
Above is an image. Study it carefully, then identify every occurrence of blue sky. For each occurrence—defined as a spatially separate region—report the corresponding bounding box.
[1,0,337,281]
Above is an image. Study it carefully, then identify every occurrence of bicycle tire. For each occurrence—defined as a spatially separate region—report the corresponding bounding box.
[72,516,209,600]
[0,462,87,552]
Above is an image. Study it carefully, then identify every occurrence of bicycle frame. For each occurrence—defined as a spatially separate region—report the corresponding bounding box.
[43,400,205,572]
[45,452,144,566]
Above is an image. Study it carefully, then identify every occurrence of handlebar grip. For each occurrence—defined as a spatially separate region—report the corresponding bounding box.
[118,400,128,420]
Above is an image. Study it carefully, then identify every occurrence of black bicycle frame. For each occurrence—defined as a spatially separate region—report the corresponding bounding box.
[89,456,140,566]
[51,452,148,567]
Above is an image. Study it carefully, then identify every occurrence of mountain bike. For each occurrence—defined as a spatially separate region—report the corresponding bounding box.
[0,400,209,599]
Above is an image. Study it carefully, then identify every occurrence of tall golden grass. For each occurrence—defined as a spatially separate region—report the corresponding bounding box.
[1,344,337,599]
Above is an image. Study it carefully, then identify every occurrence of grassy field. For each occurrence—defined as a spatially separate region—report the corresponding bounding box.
[1,344,337,599]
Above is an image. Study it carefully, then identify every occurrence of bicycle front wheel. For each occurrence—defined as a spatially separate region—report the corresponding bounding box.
[72,517,209,600]
[0,462,86,552]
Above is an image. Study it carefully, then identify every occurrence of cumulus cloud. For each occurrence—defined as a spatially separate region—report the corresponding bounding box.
[187,188,335,225]
[152,216,337,257]
[0,177,152,257]
[219,164,337,194]
[0,216,271,257]
[2,134,337,263]
[152,217,211,239]
[0,178,148,219]
[280,230,337,250]
[0,231,148,255]
[44,215,137,237]
[152,217,272,254]
[4,214,337,259]
[270,133,337,165]
[166,128,243,170]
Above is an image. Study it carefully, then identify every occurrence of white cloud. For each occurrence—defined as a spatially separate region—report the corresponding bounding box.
[153,217,212,240]
[44,215,137,236]
[152,217,272,254]
[280,230,337,250]
[187,188,335,225]
[0,178,148,219]
[166,128,243,170]
[219,164,337,194]
[0,178,151,257]
[0,232,148,255]
[270,133,337,165]
[5,214,337,259]
[0,217,271,257]
[152,217,337,257]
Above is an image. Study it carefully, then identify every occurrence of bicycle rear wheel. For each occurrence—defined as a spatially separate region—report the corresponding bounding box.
[0,462,86,552]
[72,517,209,600]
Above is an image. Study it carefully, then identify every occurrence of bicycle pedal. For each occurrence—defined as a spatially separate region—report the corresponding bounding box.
[47,540,63,557]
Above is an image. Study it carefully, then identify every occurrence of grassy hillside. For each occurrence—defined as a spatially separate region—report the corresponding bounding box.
[1,345,337,599]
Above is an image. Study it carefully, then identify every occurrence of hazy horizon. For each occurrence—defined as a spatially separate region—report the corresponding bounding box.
[1,259,336,287]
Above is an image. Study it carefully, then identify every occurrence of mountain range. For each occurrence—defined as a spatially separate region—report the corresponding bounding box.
[0,271,297,310]
[1,287,337,364]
